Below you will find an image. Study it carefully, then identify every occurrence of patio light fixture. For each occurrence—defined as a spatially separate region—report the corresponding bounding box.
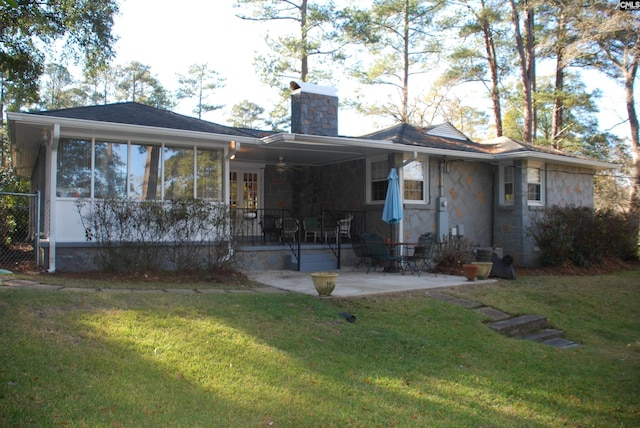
[226,140,239,160]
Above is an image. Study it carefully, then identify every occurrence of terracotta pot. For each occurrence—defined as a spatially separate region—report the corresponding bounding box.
[462,264,479,281]
[310,272,339,296]
[472,262,493,280]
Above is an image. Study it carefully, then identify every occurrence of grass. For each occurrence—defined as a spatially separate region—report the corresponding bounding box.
[0,268,638,427]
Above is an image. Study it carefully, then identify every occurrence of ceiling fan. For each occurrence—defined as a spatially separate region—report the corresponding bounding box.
[275,156,287,173]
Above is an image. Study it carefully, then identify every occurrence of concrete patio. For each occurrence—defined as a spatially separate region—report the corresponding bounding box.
[244,269,496,297]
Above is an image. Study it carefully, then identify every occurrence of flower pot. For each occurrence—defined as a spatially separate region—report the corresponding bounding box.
[462,264,479,281]
[472,262,493,280]
[310,272,339,296]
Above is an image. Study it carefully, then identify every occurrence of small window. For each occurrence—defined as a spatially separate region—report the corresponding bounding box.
[367,157,388,203]
[527,164,544,205]
[403,159,427,203]
[503,165,514,204]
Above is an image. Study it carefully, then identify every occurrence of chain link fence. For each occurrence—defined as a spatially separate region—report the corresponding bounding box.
[0,191,41,272]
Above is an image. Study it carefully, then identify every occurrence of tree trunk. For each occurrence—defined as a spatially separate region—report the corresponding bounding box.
[626,69,640,215]
[510,0,535,143]
[551,11,566,149]
[480,1,502,137]
[300,0,309,81]
[552,49,565,149]
[401,0,410,123]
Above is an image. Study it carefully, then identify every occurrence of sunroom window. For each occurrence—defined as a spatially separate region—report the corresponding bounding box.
[56,138,223,201]
[56,138,91,197]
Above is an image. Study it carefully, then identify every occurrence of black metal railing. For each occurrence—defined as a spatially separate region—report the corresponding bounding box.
[230,208,366,271]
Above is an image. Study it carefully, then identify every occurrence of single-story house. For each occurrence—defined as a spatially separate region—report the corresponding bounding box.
[7,82,613,272]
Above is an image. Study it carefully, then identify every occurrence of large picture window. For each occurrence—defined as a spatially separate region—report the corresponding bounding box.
[56,138,222,201]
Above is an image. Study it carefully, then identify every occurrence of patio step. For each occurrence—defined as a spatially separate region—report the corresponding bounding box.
[516,329,564,342]
[287,252,337,272]
[488,315,548,337]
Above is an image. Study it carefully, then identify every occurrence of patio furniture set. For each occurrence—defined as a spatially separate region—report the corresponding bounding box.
[259,214,354,244]
[352,232,435,277]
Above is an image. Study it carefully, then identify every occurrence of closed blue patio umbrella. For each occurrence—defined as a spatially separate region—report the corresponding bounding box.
[382,167,403,225]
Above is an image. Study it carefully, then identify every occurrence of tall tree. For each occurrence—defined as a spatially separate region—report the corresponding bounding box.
[234,0,342,85]
[227,100,265,128]
[445,0,510,137]
[509,0,536,143]
[115,62,174,110]
[573,1,640,216]
[39,63,76,110]
[176,63,225,119]
[0,0,118,110]
[340,0,444,123]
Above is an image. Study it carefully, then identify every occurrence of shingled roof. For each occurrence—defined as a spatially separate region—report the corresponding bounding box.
[30,102,273,138]
[360,122,485,153]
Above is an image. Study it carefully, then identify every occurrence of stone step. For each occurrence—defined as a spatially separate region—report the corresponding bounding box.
[541,337,581,348]
[488,315,548,337]
[516,329,564,343]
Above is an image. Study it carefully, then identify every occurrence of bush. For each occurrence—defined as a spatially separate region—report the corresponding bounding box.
[433,235,471,273]
[528,205,638,267]
[76,198,235,272]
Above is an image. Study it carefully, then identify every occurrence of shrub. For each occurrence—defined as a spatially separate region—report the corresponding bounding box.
[76,198,235,272]
[433,235,471,273]
[528,205,638,267]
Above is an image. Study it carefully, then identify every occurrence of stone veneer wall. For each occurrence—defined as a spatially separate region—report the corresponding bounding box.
[493,161,596,266]
[372,157,494,249]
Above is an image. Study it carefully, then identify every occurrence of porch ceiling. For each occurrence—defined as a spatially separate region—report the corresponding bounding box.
[236,133,400,167]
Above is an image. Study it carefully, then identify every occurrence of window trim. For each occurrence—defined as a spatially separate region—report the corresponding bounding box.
[499,164,514,206]
[527,161,545,206]
[402,156,429,205]
[366,155,389,204]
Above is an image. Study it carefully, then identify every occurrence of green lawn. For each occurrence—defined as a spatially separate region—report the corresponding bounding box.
[0,269,638,427]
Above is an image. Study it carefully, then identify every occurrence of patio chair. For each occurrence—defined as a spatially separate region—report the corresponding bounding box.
[351,233,371,269]
[277,217,299,242]
[403,233,435,277]
[303,217,322,242]
[362,233,402,274]
[260,214,279,243]
[336,215,353,242]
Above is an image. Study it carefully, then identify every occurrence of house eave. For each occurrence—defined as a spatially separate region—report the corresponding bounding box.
[8,111,261,145]
[494,151,616,170]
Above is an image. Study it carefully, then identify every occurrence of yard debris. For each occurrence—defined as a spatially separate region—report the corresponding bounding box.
[338,312,356,323]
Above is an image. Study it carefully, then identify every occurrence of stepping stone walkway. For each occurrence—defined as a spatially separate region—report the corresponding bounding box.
[425,290,581,348]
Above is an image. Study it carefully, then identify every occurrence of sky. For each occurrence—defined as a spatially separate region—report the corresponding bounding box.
[110,0,633,142]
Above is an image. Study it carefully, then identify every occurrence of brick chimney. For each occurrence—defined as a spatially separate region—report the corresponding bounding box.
[290,81,338,137]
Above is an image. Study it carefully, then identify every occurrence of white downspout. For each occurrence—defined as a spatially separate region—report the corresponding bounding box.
[48,124,59,272]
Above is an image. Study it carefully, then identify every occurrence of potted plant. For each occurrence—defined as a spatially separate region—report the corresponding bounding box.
[462,263,479,281]
[310,272,339,296]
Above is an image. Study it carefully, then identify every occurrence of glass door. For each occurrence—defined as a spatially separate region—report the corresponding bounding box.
[229,169,260,240]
